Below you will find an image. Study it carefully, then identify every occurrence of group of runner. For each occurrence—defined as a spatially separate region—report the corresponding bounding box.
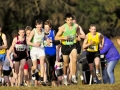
[0,13,119,87]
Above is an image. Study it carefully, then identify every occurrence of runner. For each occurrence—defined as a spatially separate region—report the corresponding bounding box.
[44,20,59,86]
[24,26,33,86]
[82,24,104,83]
[10,27,27,86]
[0,25,7,84]
[55,13,80,85]
[69,15,86,83]
[7,46,17,86]
[27,19,45,85]
[3,49,12,86]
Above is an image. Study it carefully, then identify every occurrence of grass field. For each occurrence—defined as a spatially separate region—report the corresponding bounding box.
[1,38,120,90]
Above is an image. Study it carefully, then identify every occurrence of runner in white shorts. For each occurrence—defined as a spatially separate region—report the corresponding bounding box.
[27,19,45,84]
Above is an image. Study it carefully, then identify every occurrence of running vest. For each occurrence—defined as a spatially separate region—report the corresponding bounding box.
[44,30,56,55]
[30,28,44,50]
[0,33,6,54]
[61,23,76,45]
[14,36,27,53]
[87,32,100,52]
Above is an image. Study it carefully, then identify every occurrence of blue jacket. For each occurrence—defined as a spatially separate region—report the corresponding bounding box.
[100,37,120,62]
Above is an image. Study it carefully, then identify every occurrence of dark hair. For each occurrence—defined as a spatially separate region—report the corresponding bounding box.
[35,19,43,25]
[64,13,73,20]
[44,20,52,28]
[18,26,25,31]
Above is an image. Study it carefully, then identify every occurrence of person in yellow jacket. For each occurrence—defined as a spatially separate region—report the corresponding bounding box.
[82,24,104,83]
[0,25,7,84]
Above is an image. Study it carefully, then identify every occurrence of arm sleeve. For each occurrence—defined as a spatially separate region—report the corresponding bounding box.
[100,40,111,54]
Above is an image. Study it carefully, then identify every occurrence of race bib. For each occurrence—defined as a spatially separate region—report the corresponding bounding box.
[15,44,26,51]
[66,35,75,42]
[88,45,96,50]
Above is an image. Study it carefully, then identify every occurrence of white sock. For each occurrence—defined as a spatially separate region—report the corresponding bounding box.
[72,75,76,78]
[96,69,99,73]
[2,78,4,83]
[0,77,2,82]
[64,75,67,78]
[93,77,97,81]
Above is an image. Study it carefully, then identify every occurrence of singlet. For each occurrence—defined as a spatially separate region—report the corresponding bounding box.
[30,28,44,50]
[87,32,100,52]
[3,53,13,70]
[14,36,27,54]
[0,33,6,54]
[61,23,76,45]
[44,30,56,55]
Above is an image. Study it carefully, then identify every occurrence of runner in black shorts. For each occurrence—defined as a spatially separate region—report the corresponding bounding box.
[10,27,27,86]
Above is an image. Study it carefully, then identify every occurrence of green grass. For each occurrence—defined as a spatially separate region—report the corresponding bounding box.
[1,38,120,90]
[1,61,120,90]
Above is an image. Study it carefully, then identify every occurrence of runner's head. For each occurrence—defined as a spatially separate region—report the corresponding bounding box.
[44,20,52,33]
[89,24,97,35]
[25,26,32,37]
[35,19,43,31]
[18,27,25,37]
[64,13,73,26]
[72,15,76,23]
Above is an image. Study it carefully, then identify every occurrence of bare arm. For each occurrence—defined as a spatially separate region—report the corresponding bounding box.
[79,26,86,39]
[7,46,13,68]
[82,35,94,49]
[99,33,104,46]
[27,30,35,46]
[76,24,86,41]
[11,37,17,54]
[55,26,68,41]
[0,33,7,49]
[56,44,61,61]
[7,47,13,62]
[117,39,120,45]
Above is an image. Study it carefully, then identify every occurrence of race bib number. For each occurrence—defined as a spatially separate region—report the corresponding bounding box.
[66,35,75,42]
[15,44,26,51]
[88,45,96,50]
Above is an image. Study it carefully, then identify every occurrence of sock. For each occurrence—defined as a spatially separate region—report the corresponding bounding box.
[40,77,43,81]
[93,77,97,82]
[2,78,4,83]
[72,75,76,78]
[0,77,1,82]
[96,69,99,74]
[64,75,67,78]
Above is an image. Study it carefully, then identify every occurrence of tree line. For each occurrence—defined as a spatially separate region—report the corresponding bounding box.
[0,0,120,46]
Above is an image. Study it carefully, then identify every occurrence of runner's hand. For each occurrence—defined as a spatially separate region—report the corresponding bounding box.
[89,40,95,46]
[34,43,41,47]
[46,38,52,46]
[10,61,13,68]
[63,36,68,40]
[13,53,17,58]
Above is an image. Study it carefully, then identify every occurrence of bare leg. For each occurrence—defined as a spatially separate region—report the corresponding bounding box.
[39,56,45,81]
[14,61,20,86]
[19,59,26,85]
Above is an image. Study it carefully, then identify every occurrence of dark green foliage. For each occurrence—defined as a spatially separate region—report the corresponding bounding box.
[0,0,120,46]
